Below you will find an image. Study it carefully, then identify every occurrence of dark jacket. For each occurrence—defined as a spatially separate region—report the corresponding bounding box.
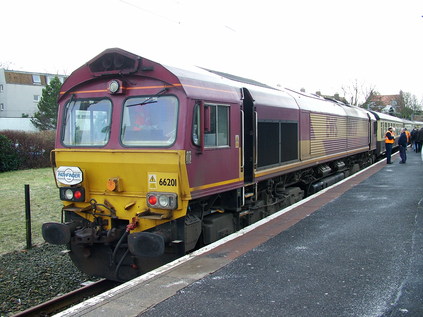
[418,128,423,142]
[398,132,407,147]
[411,128,418,141]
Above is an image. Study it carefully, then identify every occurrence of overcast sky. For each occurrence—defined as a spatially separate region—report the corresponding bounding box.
[2,0,422,102]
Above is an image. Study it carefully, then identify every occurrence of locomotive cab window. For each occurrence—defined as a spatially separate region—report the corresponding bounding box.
[205,104,229,147]
[62,98,112,146]
[192,103,230,148]
[121,95,178,147]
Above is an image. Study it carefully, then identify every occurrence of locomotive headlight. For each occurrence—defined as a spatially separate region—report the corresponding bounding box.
[158,195,170,207]
[64,189,74,200]
[147,192,177,210]
[109,80,119,93]
[108,79,122,94]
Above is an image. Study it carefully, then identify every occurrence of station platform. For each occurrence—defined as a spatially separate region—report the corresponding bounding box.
[57,151,423,317]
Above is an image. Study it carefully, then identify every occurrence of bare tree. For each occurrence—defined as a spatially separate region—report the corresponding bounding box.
[341,79,376,106]
[401,91,422,119]
[0,61,13,69]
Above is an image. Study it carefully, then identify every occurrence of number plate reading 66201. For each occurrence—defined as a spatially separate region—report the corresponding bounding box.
[159,178,177,186]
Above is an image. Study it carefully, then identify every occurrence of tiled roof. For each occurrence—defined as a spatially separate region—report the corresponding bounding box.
[369,94,400,105]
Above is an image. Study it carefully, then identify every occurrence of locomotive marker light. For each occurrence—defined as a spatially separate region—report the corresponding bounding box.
[60,187,85,202]
[148,195,157,205]
[146,192,177,210]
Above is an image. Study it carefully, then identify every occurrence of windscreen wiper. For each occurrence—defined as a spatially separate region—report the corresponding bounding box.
[126,88,168,107]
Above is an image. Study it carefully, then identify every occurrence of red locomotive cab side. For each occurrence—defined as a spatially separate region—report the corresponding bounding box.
[186,100,244,200]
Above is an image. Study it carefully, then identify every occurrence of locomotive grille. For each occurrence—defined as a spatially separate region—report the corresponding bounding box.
[257,121,298,168]
[310,114,347,156]
[347,118,369,149]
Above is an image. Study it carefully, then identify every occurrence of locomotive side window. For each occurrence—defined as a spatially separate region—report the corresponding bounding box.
[62,98,112,146]
[121,95,178,147]
[192,103,201,146]
[204,104,229,147]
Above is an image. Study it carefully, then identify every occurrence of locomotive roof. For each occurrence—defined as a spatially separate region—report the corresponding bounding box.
[59,48,375,120]
[162,61,299,109]
[199,68,278,90]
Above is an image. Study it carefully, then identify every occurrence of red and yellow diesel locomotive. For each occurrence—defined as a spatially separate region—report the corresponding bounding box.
[43,48,395,281]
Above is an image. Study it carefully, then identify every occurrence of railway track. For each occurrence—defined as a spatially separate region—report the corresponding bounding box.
[12,279,121,317]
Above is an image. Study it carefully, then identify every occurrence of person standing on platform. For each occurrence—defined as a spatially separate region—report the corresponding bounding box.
[404,128,410,146]
[385,127,395,164]
[417,127,423,153]
[411,127,418,151]
[398,128,407,164]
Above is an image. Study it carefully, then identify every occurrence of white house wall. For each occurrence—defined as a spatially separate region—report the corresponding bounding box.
[0,118,37,131]
[0,69,66,131]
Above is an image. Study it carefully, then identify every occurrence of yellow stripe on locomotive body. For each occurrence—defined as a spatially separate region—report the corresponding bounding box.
[54,149,191,232]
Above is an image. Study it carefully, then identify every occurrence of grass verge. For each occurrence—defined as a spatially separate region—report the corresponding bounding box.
[0,168,62,254]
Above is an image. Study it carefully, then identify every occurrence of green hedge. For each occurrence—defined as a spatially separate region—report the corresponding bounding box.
[0,135,20,172]
[0,130,56,172]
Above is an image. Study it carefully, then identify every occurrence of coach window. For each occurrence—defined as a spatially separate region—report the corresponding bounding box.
[204,104,229,147]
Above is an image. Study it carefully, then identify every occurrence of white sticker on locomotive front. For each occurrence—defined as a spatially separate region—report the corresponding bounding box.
[56,166,83,185]
[148,174,157,189]
[148,172,178,191]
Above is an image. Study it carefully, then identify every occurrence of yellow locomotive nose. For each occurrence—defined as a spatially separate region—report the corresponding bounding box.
[52,150,190,233]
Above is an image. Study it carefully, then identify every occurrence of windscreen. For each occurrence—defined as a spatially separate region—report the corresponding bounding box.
[62,98,112,146]
[121,95,178,146]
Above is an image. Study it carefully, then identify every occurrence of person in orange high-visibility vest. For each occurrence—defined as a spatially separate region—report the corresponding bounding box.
[405,128,410,145]
[385,127,395,164]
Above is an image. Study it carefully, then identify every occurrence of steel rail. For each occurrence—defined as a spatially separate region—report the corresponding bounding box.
[12,279,121,317]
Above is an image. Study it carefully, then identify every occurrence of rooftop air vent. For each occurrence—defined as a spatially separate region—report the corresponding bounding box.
[89,52,139,75]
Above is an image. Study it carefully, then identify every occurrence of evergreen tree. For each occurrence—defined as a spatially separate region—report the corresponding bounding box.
[31,76,62,130]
